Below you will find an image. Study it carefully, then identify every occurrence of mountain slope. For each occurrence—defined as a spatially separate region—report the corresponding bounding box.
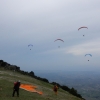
[0,68,83,100]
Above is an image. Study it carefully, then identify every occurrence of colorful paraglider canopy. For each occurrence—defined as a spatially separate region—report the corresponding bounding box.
[20,84,43,95]
[78,26,88,31]
[54,39,64,42]
[85,54,92,57]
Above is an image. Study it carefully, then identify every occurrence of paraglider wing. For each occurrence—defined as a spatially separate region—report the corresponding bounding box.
[54,39,64,42]
[28,44,33,47]
[20,84,43,95]
[78,26,88,31]
[85,54,92,57]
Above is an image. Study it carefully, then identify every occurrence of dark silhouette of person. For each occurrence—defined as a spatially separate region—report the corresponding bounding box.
[12,80,21,97]
[53,84,58,95]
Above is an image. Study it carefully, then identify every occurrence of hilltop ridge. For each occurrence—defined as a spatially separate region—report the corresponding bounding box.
[0,60,85,100]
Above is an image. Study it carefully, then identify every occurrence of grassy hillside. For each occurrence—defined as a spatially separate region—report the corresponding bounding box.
[0,68,83,100]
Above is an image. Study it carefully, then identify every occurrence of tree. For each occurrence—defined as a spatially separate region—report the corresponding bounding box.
[0,60,4,63]
[29,71,35,77]
[1,62,7,67]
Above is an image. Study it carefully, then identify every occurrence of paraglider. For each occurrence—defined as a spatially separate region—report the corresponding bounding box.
[54,39,64,48]
[85,54,92,57]
[20,84,43,95]
[78,26,88,31]
[85,54,92,61]
[54,39,64,42]
[53,84,58,95]
[28,44,33,50]
[78,26,88,36]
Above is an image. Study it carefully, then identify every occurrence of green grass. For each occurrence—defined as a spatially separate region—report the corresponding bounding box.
[0,68,83,100]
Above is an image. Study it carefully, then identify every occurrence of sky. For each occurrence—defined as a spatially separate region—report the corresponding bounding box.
[0,0,100,72]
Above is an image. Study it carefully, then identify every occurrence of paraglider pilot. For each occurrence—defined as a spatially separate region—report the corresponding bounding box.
[53,84,58,95]
[12,80,21,97]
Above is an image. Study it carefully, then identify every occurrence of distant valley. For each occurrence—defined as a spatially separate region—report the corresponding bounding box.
[35,71,100,100]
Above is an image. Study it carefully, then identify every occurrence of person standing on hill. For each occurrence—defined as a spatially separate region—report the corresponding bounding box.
[12,80,21,97]
[53,84,58,95]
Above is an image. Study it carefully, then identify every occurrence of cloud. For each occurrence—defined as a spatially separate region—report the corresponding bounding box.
[65,38,100,55]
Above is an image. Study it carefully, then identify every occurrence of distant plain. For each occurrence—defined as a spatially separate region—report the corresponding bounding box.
[35,71,100,100]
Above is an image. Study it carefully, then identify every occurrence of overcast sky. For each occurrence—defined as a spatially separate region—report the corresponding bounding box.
[0,0,100,72]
